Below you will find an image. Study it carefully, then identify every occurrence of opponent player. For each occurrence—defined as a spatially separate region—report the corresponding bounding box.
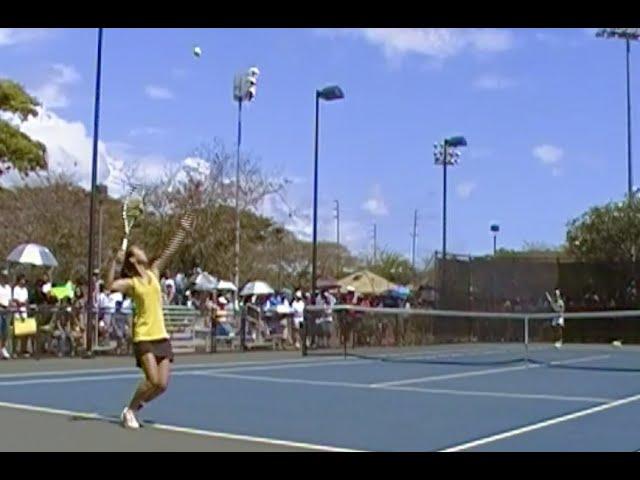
[548,288,565,348]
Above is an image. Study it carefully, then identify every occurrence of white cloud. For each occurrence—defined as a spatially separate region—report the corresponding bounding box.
[259,192,368,254]
[145,85,174,100]
[129,126,165,137]
[473,73,516,90]
[0,28,50,47]
[0,106,177,197]
[533,144,564,165]
[362,185,389,216]
[456,181,477,199]
[32,64,81,109]
[1,107,117,191]
[322,28,514,60]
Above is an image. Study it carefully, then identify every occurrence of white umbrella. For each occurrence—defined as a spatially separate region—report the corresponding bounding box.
[7,243,58,267]
[216,280,237,292]
[193,272,218,292]
[240,281,274,296]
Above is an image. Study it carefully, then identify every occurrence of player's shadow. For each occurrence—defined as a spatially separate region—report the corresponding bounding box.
[69,414,158,428]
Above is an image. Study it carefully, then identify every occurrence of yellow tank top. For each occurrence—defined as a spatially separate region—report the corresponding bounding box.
[130,270,168,342]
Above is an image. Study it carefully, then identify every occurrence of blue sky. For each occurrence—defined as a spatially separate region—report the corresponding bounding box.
[0,28,636,263]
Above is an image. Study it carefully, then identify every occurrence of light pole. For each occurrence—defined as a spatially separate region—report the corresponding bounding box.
[306,85,344,357]
[85,27,103,357]
[97,184,108,270]
[232,67,260,306]
[490,223,500,256]
[596,28,640,198]
[433,135,467,307]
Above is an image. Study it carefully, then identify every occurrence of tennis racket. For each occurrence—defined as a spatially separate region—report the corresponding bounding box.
[121,185,144,252]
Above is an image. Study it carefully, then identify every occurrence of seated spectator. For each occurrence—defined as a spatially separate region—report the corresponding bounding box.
[52,298,74,357]
[12,274,33,358]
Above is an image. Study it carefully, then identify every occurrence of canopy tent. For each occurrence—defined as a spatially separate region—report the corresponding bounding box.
[337,270,397,296]
[316,276,340,290]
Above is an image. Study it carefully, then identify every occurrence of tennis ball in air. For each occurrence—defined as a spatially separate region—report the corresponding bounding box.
[193,46,202,58]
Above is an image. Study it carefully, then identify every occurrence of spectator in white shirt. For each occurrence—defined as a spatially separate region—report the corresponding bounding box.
[291,291,305,349]
[0,270,12,359]
[316,290,336,348]
[12,275,32,357]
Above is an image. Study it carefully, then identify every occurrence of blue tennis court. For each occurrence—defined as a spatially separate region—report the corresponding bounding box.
[0,345,639,451]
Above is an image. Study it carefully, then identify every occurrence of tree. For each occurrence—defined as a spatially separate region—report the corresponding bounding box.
[566,198,640,262]
[0,79,47,176]
[369,249,415,285]
[0,172,122,281]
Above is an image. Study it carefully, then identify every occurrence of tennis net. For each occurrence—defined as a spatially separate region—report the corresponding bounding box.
[302,305,640,372]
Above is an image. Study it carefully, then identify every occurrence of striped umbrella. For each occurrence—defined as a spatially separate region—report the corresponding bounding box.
[6,243,58,267]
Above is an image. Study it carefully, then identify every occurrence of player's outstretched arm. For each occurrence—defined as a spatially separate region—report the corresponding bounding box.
[106,249,133,294]
[151,211,194,278]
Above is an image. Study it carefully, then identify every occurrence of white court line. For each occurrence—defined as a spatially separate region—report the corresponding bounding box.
[550,355,611,365]
[196,359,371,374]
[0,400,361,452]
[370,354,615,388]
[441,392,640,452]
[370,364,534,388]
[0,359,370,387]
[0,356,350,380]
[204,372,611,403]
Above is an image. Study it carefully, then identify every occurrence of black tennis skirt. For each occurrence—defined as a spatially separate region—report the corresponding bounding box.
[133,339,174,369]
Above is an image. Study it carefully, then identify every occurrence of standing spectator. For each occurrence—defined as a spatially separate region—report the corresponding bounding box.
[41,272,52,299]
[291,291,305,349]
[316,290,336,348]
[12,274,33,358]
[184,290,194,308]
[174,272,186,305]
[164,282,176,305]
[112,300,131,354]
[97,283,112,346]
[0,270,12,359]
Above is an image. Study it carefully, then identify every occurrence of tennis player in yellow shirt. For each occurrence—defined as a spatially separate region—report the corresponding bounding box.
[107,212,193,429]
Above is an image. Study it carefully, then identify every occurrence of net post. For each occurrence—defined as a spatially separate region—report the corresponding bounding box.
[524,315,529,365]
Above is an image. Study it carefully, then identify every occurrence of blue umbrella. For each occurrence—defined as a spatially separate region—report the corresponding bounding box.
[386,285,411,299]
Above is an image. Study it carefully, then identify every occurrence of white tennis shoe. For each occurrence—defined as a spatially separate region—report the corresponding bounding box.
[120,407,140,429]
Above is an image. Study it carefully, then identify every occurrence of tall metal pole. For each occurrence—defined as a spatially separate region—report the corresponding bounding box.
[311,92,320,297]
[626,37,633,198]
[85,27,103,356]
[305,92,321,357]
[441,141,448,305]
[493,234,497,256]
[234,99,242,306]
[98,204,103,269]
